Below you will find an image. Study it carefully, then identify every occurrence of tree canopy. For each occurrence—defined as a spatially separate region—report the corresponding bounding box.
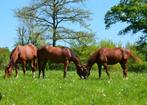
[105,0,147,44]
[15,0,93,46]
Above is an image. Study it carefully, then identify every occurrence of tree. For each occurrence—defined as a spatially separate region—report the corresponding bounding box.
[15,6,42,46]
[70,31,96,47]
[16,26,27,45]
[105,0,147,44]
[15,28,46,47]
[15,0,92,46]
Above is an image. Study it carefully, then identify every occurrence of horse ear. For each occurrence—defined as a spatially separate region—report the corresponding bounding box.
[77,64,81,68]
[81,67,83,71]
[83,66,87,70]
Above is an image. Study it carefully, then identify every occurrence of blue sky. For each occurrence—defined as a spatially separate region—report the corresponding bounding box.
[0,0,139,50]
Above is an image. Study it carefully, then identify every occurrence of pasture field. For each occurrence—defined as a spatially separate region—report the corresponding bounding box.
[0,70,147,105]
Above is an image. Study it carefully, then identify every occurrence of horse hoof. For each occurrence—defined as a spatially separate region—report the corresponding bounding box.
[15,76,18,79]
[98,77,101,80]
[123,77,128,80]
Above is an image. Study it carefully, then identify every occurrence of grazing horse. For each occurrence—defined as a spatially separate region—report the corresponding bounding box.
[37,45,88,79]
[85,48,139,79]
[4,44,37,78]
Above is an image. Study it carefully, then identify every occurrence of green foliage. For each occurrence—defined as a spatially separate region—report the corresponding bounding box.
[70,32,96,64]
[97,40,116,48]
[136,42,147,61]
[0,48,10,69]
[15,30,46,48]
[128,62,147,72]
[28,33,46,48]
[0,70,147,105]
[126,43,146,61]
[125,43,147,72]
[105,0,147,44]
[70,31,96,48]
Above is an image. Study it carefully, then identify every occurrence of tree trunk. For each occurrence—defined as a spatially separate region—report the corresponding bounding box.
[52,0,56,47]
[52,32,56,47]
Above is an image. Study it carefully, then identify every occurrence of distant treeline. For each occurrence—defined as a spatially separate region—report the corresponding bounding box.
[0,40,146,72]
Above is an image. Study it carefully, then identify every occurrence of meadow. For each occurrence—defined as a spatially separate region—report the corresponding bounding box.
[0,69,147,105]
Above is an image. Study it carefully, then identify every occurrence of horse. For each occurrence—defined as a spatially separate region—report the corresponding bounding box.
[85,47,139,79]
[4,44,37,78]
[37,45,89,79]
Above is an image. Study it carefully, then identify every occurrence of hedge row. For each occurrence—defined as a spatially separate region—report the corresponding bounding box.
[128,62,147,73]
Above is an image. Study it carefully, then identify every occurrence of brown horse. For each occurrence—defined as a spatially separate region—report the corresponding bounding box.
[4,44,37,78]
[85,48,139,79]
[37,45,88,79]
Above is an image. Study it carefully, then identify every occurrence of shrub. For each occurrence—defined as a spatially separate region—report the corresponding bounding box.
[0,47,10,69]
[128,62,147,73]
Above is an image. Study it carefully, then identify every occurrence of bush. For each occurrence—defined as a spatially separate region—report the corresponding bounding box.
[45,62,76,71]
[0,47,10,69]
[128,62,147,73]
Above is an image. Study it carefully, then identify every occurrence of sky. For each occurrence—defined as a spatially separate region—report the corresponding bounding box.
[0,0,140,50]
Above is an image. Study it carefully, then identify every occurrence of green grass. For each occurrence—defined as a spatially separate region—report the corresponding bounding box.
[0,70,147,105]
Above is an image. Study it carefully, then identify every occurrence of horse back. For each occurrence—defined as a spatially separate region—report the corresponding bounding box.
[97,48,124,64]
[27,44,37,57]
[18,44,37,60]
[37,45,72,63]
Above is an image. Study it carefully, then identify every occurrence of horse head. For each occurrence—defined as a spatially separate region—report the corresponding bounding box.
[76,64,90,79]
[4,64,12,78]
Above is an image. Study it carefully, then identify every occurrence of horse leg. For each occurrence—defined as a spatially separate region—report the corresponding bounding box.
[22,61,26,77]
[15,64,18,78]
[103,63,110,79]
[98,64,102,79]
[42,61,47,78]
[120,62,128,79]
[31,59,36,78]
[38,59,42,78]
[63,60,69,78]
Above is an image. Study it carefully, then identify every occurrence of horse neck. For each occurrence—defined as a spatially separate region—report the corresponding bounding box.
[87,60,95,71]
[71,56,81,66]
[87,54,97,71]
[7,61,14,70]
[69,51,81,66]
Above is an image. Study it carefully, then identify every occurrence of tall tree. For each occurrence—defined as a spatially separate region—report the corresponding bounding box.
[15,0,92,46]
[15,27,46,47]
[16,26,27,45]
[105,0,147,44]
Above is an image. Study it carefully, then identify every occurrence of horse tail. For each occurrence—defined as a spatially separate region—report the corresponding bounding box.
[129,50,142,62]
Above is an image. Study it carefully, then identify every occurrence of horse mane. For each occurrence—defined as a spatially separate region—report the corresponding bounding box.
[66,48,81,65]
[10,48,15,58]
[8,46,20,66]
[10,46,18,58]
[87,49,99,65]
